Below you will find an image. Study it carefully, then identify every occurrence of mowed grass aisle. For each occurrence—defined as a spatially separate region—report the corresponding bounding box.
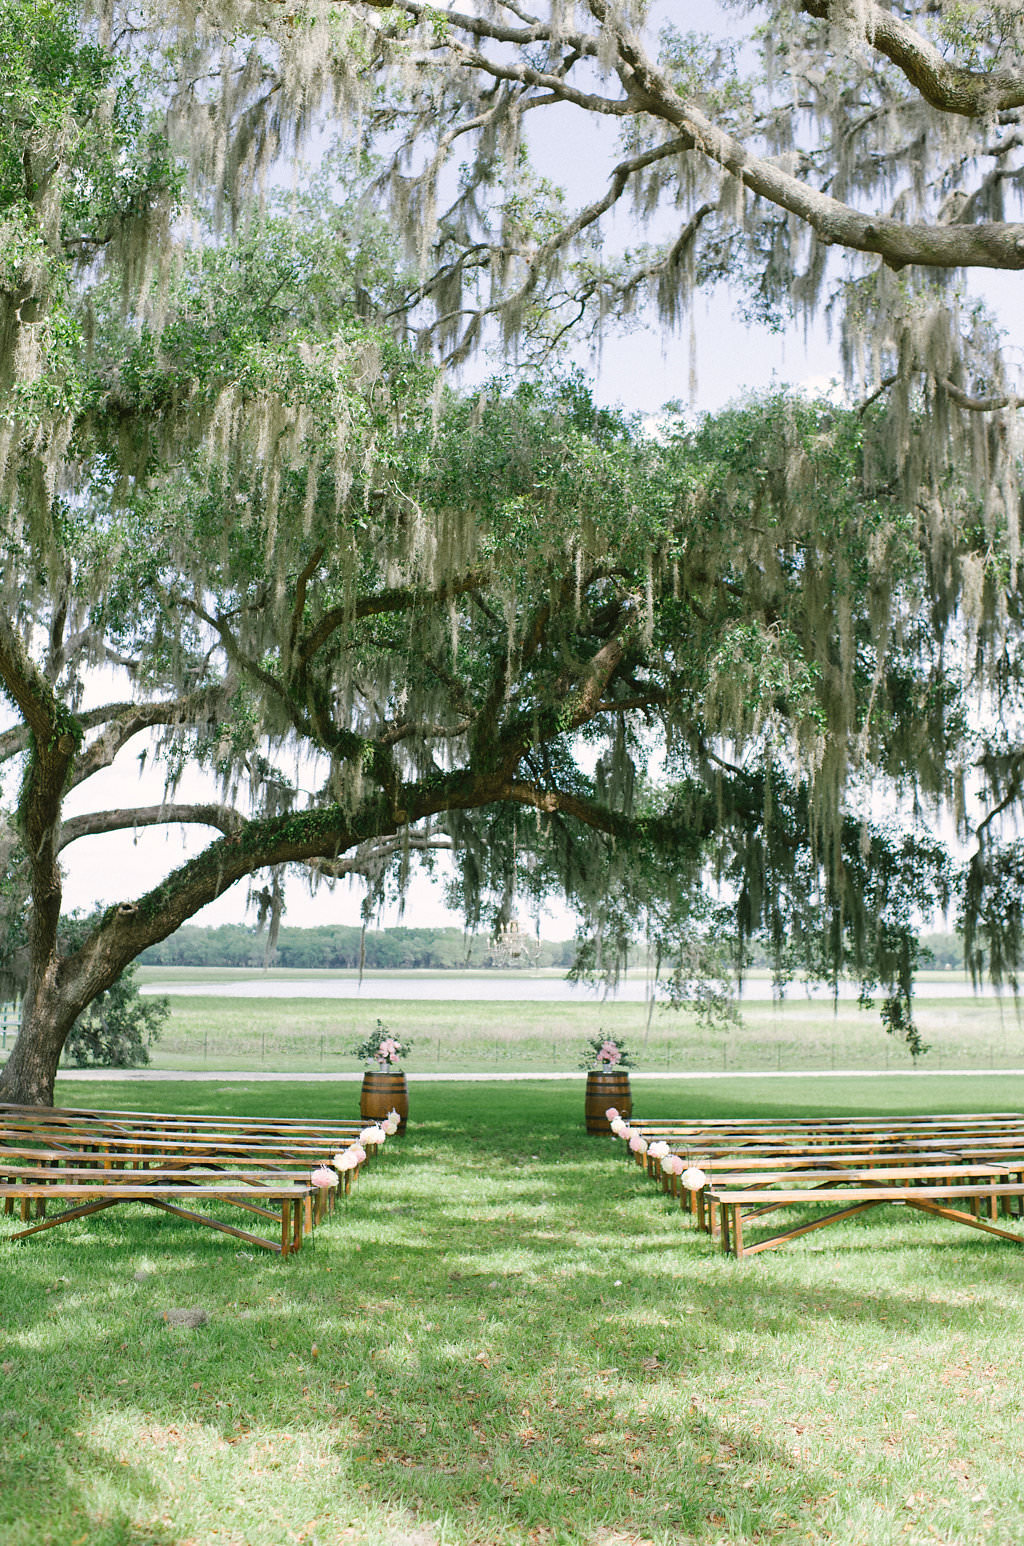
[3,1076,1024,1546]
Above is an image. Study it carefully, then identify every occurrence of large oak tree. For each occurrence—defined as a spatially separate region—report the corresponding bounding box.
[0,0,1019,1103]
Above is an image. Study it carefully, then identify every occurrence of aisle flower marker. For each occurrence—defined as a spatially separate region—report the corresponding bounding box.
[579,1035,633,1072]
[582,1033,634,1133]
[353,1020,412,1132]
[352,1020,414,1071]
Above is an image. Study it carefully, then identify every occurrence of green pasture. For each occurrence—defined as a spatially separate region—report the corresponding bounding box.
[4,1076,1024,1545]
[134,979,1024,1073]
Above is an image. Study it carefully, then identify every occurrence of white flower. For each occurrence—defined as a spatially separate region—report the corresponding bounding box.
[360,1125,387,1146]
[648,1141,670,1160]
[610,1118,629,1138]
[310,1165,338,1188]
[680,1166,707,1191]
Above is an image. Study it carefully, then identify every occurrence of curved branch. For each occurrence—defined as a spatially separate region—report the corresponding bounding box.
[297,569,488,667]
[941,378,1024,412]
[58,803,246,851]
[70,688,230,789]
[308,832,454,878]
[598,9,1024,271]
[800,0,1024,117]
[399,0,1024,271]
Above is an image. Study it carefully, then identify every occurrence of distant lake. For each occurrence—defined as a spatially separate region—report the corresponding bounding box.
[139,971,990,1002]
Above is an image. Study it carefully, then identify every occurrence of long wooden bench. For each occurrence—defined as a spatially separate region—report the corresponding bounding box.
[0,1178,316,1254]
[707,1182,1024,1258]
[613,1112,1024,1257]
[0,1104,381,1253]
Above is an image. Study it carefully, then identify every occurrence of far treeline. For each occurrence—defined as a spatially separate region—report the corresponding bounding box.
[137,925,578,971]
[137,926,965,973]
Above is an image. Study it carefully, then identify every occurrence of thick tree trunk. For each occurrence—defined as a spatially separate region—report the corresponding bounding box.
[0,996,72,1106]
[0,945,75,1106]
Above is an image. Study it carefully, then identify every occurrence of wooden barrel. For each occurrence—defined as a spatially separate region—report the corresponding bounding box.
[360,1071,408,1133]
[585,1069,632,1134]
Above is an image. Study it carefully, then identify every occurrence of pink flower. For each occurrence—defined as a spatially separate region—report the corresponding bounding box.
[628,1134,648,1155]
[310,1165,338,1188]
[648,1141,669,1160]
[666,1155,685,1177]
[604,1107,620,1121]
[360,1125,387,1146]
[334,1145,367,1172]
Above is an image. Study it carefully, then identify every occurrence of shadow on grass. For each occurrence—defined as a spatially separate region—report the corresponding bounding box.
[2,1079,1022,1543]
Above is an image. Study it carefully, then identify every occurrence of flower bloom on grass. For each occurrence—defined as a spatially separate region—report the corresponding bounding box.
[648,1141,670,1160]
[310,1165,338,1188]
[360,1125,387,1146]
[628,1134,648,1155]
[605,1107,620,1121]
[680,1166,707,1191]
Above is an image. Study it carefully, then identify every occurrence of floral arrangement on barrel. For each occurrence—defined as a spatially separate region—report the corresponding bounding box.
[352,1019,414,1071]
[579,1033,634,1072]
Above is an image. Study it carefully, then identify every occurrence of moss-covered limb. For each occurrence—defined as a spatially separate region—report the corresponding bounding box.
[174,593,312,741]
[296,569,491,672]
[0,613,77,750]
[57,802,247,851]
[0,723,32,762]
[66,687,232,790]
[798,0,1024,117]
[1,698,199,769]
[48,765,646,1026]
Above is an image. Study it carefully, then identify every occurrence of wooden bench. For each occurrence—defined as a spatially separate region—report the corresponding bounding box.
[706,1182,1024,1258]
[616,1112,1024,1257]
[0,1104,375,1253]
[0,1176,317,1254]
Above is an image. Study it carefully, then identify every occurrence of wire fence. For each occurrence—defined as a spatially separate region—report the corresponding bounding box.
[77,1026,1024,1075]
[2,995,1022,1076]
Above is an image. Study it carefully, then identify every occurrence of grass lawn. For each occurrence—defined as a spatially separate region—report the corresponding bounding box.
[135,983,1024,1074]
[2,1075,1024,1545]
